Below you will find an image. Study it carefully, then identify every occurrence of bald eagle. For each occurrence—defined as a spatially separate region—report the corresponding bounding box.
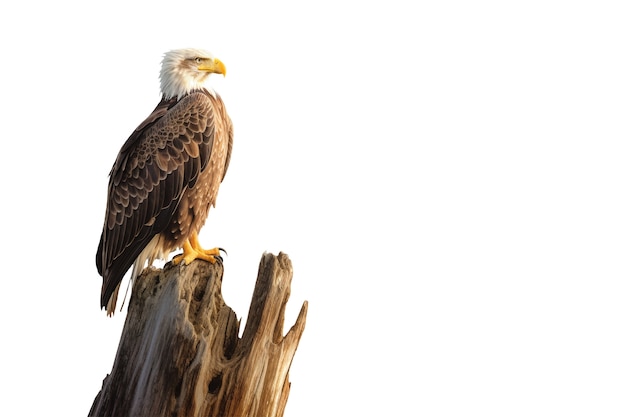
[96,48,233,315]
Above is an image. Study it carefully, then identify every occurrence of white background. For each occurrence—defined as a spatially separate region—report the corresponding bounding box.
[1,1,625,415]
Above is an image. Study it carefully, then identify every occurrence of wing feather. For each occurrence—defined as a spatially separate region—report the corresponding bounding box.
[97,91,217,307]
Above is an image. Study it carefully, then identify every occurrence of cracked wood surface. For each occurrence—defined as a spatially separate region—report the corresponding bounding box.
[89,252,307,417]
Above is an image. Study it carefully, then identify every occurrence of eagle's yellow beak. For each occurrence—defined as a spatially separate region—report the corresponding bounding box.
[199,58,226,76]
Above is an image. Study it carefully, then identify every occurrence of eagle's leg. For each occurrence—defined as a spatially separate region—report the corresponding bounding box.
[189,232,224,257]
[172,231,222,266]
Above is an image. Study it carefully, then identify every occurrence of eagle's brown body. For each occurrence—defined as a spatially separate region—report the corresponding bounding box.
[97,82,233,314]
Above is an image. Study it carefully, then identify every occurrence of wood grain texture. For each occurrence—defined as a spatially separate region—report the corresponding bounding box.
[89,252,307,417]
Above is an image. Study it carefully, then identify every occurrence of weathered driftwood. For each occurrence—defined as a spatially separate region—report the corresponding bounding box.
[89,252,307,417]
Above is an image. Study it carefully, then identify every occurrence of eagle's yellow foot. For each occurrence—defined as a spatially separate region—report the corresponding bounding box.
[172,233,225,266]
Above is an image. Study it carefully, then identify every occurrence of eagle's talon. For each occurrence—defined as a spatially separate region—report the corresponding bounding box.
[171,253,184,266]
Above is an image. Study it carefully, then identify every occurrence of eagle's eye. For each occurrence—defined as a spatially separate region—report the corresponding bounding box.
[195,57,203,64]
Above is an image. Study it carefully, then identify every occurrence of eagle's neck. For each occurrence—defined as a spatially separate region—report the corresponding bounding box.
[160,67,215,100]
[160,89,215,107]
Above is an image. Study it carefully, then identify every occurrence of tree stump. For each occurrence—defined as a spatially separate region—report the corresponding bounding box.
[89,252,307,417]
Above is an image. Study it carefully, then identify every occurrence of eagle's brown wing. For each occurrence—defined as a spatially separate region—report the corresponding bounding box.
[96,91,218,309]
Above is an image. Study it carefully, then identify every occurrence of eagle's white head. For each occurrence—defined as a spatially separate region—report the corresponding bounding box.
[159,48,226,100]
